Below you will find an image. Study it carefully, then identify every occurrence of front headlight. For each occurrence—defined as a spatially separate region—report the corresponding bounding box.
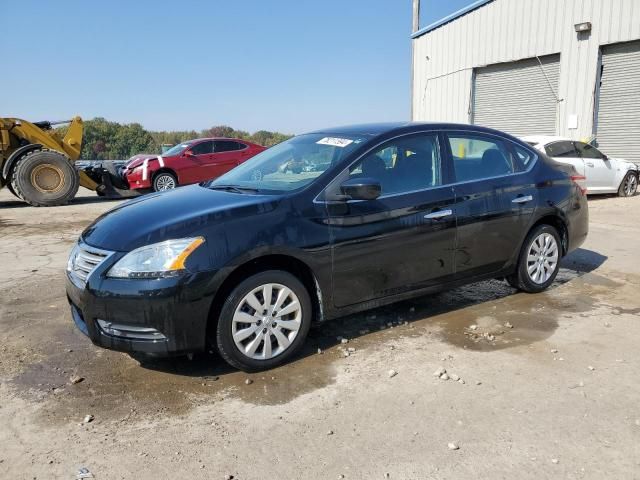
[107,237,205,279]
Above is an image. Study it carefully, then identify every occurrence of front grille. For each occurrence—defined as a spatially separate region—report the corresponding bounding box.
[68,242,113,286]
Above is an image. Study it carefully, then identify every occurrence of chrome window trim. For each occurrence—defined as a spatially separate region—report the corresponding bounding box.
[314,129,539,204]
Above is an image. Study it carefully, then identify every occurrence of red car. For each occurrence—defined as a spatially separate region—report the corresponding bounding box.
[122,138,266,191]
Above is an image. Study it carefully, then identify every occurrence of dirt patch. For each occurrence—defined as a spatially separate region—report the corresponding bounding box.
[0,219,91,237]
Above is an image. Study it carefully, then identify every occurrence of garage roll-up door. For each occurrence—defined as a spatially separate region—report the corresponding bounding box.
[596,41,640,163]
[472,54,560,136]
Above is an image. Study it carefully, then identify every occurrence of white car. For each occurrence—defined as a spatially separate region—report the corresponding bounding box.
[522,136,638,197]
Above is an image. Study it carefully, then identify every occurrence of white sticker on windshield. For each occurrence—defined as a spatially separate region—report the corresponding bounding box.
[316,137,354,148]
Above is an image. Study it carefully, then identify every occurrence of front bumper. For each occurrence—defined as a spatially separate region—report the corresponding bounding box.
[123,166,153,190]
[66,266,217,356]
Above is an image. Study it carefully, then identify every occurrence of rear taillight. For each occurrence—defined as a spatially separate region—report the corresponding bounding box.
[571,175,587,195]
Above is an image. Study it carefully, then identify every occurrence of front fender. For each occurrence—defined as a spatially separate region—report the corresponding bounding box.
[1,143,43,180]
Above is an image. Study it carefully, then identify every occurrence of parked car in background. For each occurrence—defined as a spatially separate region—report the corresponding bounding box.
[522,136,639,196]
[122,138,266,192]
[67,123,588,372]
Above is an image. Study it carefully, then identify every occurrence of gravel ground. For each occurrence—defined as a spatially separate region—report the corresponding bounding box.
[1,187,639,479]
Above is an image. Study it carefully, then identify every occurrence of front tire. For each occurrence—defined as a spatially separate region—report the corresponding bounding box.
[152,171,178,191]
[10,149,80,206]
[618,172,638,197]
[507,225,561,293]
[216,270,312,372]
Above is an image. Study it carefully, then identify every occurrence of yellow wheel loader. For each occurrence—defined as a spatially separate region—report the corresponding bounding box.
[0,116,100,206]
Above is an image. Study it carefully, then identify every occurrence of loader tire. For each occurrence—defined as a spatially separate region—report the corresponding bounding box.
[10,149,80,207]
[5,180,18,199]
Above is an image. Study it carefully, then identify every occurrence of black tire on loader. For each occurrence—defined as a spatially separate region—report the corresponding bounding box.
[5,179,18,198]
[10,149,80,207]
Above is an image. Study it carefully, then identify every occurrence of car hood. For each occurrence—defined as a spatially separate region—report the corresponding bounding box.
[125,154,164,169]
[82,185,280,252]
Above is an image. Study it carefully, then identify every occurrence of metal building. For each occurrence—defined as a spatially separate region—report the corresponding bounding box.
[411,0,640,161]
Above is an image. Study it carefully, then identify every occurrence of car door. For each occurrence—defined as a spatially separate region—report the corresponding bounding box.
[545,140,586,183]
[446,132,538,278]
[235,141,255,165]
[180,140,215,184]
[574,141,616,191]
[324,132,457,308]
[209,140,245,179]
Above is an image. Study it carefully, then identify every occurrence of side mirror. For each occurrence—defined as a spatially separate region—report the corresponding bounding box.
[184,150,195,157]
[602,155,609,161]
[340,177,381,201]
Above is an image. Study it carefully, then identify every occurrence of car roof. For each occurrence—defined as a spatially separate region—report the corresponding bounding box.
[309,122,520,138]
[194,137,253,142]
[520,135,571,145]
[308,122,411,136]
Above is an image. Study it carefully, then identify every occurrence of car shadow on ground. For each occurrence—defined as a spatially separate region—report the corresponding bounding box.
[587,192,638,201]
[0,195,124,210]
[136,247,608,378]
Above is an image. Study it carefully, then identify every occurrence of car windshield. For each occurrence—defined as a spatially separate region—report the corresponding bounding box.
[205,133,367,193]
[162,142,194,156]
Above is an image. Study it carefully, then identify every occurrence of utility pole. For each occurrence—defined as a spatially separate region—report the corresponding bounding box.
[410,0,420,120]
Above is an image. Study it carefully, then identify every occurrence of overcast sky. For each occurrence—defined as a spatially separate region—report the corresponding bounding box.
[3,0,475,133]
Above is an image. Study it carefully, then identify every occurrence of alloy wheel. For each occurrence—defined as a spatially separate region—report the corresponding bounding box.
[155,174,176,190]
[526,232,559,284]
[623,174,638,196]
[231,283,302,360]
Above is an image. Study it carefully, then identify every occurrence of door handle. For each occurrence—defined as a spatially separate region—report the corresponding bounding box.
[424,209,453,220]
[512,195,533,204]
[586,162,594,167]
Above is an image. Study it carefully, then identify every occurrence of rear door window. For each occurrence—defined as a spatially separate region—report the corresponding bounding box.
[545,141,579,158]
[447,134,515,182]
[214,140,243,152]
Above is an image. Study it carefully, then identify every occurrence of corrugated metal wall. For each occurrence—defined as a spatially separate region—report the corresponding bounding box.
[412,0,640,141]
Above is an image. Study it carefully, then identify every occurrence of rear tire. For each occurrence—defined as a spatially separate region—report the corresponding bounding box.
[152,171,178,191]
[10,149,80,207]
[507,224,561,293]
[216,270,312,372]
[618,172,638,197]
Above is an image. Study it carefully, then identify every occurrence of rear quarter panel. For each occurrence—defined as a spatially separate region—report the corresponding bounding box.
[533,156,589,254]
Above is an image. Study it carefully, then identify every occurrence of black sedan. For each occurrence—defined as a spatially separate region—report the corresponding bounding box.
[66,122,589,371]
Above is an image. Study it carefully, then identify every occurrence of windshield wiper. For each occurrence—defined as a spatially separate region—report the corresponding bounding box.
[208,184,260,194]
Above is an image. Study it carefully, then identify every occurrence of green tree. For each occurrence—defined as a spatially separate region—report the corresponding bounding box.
[74,117,292,159]
[202,125,236,138]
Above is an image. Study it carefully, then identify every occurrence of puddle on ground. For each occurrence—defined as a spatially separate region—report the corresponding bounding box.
[6,264,635,425]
